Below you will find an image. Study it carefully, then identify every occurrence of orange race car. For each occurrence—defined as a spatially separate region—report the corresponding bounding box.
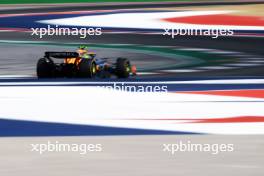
[37,46,137,78]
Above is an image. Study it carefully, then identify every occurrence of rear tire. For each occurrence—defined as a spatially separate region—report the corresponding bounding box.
[116,58,130,78]
[37,57,55,78]
[79,59,97,78]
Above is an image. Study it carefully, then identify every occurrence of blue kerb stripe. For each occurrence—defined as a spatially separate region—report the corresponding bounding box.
[0,118,197,137]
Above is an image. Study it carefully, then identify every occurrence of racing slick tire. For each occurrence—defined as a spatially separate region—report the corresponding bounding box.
[37,57,55,78]
[79,59,97,78]
[116,58,131,78]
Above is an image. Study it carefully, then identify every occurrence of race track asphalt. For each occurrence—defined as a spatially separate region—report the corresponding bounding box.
[0,1,264,78]
[1,135,264,176]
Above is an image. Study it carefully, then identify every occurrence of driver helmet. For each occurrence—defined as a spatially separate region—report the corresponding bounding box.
[77,45,88,55]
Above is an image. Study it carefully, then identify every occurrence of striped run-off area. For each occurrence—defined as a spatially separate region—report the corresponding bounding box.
[0,78,264,136]
[0,8,264,36]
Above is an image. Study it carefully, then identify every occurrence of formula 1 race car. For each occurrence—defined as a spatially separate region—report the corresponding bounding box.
[36,51,137,78]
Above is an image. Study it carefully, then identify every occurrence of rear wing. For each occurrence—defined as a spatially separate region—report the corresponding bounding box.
[45,52,79,58]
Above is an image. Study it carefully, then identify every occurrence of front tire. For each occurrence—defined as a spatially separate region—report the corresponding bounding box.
[116,58,130,78]
[36,57,55,78]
